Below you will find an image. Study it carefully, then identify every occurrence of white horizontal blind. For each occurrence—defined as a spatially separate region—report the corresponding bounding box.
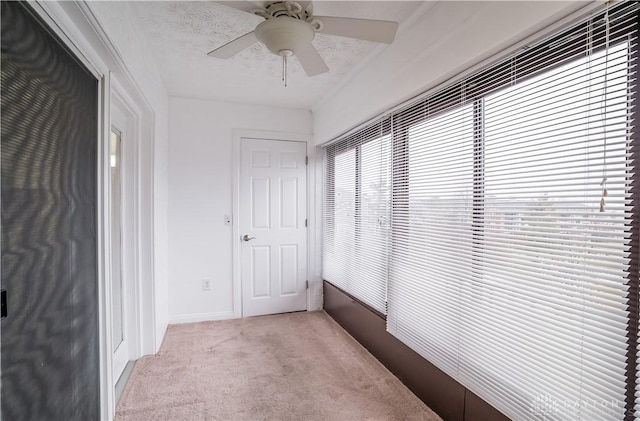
[387,104,474,375]
[462,36,631,421]
[323,146,356,297]
[323,120,391,313]
[384,3,638,421]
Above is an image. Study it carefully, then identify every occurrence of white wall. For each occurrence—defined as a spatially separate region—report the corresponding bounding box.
[87,1,170,352]
[168,97,313,323]
[312,0,597,144]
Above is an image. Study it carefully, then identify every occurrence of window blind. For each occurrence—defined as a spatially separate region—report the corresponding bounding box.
[386,4,638,420]
[323,119,391,314]
[388,104,475,374]
[323,2,639,420]
[462,41,630,419]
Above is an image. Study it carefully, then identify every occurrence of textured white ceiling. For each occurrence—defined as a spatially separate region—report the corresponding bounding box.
[131,1,423,109]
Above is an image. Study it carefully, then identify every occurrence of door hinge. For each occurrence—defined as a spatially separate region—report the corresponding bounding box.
[306,280,309,290]
[305,218,308,227]
[1,289,7,319]
[305,156,308,165]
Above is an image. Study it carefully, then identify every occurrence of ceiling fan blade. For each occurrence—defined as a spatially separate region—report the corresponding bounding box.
[297,1,312,12]
[215,1,264,14]
[315,16,399,44]
[207,31,257,59]
[295,44,329,77]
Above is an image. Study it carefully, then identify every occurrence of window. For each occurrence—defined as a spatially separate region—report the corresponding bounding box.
[323,148,356,295]
[323,121,391,314]
[358,135,391,310]
[323,3,639,420]
[462,41,629,419]
[388,104,474,374]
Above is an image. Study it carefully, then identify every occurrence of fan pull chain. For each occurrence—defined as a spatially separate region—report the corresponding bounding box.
[280,49,293,87]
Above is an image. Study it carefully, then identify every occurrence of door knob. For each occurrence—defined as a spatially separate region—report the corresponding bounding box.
[242,234,256,242]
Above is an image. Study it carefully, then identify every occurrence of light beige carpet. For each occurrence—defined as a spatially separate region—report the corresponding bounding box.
[115,310,442,421]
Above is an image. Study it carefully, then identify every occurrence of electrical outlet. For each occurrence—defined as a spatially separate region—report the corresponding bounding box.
[224,214,232,226]
[202,279,211,291]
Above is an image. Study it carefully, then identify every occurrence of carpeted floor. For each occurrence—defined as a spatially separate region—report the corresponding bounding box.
[115,310,442,421]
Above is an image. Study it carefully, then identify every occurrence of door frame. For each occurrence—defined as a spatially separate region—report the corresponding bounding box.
[109,78,143,383]
[232,129,311,319]
[22,2,158,420]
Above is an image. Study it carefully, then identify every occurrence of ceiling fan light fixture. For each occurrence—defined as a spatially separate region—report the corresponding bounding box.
[255,17,315,56]
[210,1,399,79]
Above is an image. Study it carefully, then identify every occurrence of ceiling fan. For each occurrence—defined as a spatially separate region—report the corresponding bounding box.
[207,1,399,84]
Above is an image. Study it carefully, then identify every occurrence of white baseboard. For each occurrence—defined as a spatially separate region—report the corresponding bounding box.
[169,311,236,324]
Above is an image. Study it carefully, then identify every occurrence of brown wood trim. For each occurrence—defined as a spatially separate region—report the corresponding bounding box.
[323,281,511,421]
[463,390,511,421]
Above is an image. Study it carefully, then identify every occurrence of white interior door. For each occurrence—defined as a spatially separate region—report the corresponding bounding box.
[110,99,137,382]
[240,138,307,317]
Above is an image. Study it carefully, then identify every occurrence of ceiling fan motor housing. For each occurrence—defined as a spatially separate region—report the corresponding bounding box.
[255,17,315,56]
